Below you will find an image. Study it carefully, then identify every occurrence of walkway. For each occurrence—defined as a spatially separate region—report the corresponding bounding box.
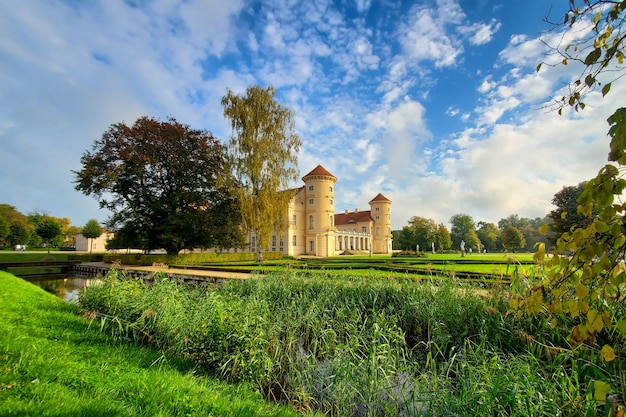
[76,262,251,283]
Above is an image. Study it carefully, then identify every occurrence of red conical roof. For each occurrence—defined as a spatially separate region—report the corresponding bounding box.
[369,193,391,203]
[302,164,337,181]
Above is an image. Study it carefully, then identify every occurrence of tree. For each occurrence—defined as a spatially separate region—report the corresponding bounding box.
[222,85,301,262]
[434,223,452,251]
[449,214,477,250]
[0,215,9,247]
[74,116,242,256]
[408,216,437,251]
[476,221,500,252]
[547,182,594,244]
[500,226,526,252]
[397,226,416,251]
[0,204,33,247]
[498,214,549,251]
[82,219,103,254]
[36,216,62,253]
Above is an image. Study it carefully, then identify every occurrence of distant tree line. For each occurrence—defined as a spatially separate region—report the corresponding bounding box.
[0,204,83,250]
[393,182,591,253]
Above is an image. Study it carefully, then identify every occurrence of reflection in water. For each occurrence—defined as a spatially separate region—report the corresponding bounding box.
[28,277,99,303]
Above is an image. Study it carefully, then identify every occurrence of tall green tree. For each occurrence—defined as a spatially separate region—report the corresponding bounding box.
[36,216,62,253]
[82,219,103,254]
[222,85,301,262]
[434,223,452,251]
[476,221,500,252]
[0,215,9,247]
[500,226,526,252]
[0,204,33,247]
[74,116,242,256]
[449,214,477,250]
[397,226,416,251]
[547,182,593,244]
[408,216,437,252]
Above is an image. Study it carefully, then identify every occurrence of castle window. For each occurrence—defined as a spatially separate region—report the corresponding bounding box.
[292,214,296,225]
[272,235,276,249]
[309,215,314,229]
[375,215,380,220]
[361,226,366,233]
[309,199,314,205]
[251,236,256,251]
[329,215,333,227]
[309,185,314,191]
[329,199,333,205]
[309,240,314,252]
[279,239,284,250]
[375,207,380,211]
[292,235,296,246]
[329,186,333,192]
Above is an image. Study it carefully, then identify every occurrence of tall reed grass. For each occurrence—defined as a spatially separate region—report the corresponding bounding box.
[79,270,600,416]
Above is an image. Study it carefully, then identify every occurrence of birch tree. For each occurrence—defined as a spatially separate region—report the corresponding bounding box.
[222,85,301,262]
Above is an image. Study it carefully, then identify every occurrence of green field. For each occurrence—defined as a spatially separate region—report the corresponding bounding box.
[0,271,304,417]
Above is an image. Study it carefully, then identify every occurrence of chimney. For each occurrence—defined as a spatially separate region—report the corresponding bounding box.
[345,209,349,214]
[355,208,358,213]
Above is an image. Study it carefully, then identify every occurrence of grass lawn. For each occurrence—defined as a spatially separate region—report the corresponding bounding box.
[0,271,306,417]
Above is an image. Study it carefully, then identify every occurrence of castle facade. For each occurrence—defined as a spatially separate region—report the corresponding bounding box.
[253,164,392,257]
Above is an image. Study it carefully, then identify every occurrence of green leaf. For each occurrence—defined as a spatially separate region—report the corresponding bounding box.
[536,63,542,72]
[602,83,611,97]
[584,74,595,87]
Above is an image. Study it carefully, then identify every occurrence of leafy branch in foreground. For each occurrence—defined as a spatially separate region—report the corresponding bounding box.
[538,0,625,113]
[511,108,626,410]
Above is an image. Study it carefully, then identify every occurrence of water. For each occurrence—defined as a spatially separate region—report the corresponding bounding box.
[28,277,99,303]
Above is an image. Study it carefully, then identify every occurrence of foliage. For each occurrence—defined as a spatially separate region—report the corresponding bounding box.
[435,223,452,251]
[81,218,102,240]
[498,214,548,251]
[548,182,594,245]
[0,215,9,245]
[74,116,242,255]
[0,204,33,247]
[513,109,626,410]
[476,221,500,252]
[500,226,526,252]
[449,213,480,250]
[222,86,301,263]
[80,270,526,415]
[32,215,62,253]
[539,0,626,112]
[81,218,102,254]
[396,226,416,251]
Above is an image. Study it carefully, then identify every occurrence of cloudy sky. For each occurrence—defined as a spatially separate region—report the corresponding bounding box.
[1,0,623,231]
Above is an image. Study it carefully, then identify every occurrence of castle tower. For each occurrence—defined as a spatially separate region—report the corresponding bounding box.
[369,193,392,254]
[302,165,337,256]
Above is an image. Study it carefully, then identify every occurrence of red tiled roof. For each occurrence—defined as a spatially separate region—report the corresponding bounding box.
[369,193,391,203]
[302,164,336,180]
[334,210,373,225]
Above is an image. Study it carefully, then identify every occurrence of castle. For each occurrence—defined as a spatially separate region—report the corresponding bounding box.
[252,164,392,257]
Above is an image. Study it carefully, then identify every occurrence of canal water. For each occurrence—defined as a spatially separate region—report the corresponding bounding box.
[27,277,99,303]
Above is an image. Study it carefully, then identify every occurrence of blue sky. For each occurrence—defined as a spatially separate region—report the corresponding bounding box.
[1,0,624,231]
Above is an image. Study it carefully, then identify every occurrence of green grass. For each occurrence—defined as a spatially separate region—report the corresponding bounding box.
[77,269,606,416]
[0,271,306,417]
